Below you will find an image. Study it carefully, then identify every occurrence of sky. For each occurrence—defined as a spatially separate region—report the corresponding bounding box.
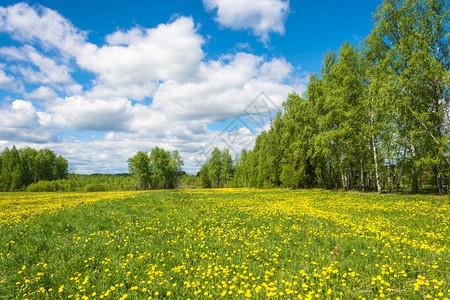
[0,0,381,174]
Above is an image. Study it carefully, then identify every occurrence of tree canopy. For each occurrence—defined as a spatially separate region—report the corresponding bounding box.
[128,147,184,190]
[201,0,449,193]
[0,146,69,191]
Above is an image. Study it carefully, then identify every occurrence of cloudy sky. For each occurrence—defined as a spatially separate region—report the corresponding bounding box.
[0,0,380,174]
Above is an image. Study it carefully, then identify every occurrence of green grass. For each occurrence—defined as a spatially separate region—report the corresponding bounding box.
[0,189,448,299]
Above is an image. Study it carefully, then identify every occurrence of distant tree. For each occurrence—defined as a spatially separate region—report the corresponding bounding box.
[150,147,180,189]
[170,150,184,188]
[200,163,212,188]
[128,147,184,190]
[0,146,69,191]
[208,148,223,187]
[55,155,69,180]
[19,147,38,185]
[127,151,151,190]
[221,148,234,186]
[232,149,249,187]
[200,147,235,188]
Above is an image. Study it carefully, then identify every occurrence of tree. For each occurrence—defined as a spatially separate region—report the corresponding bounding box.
[232,149,249,187]
[0,146,69,191]
[170,150,184,188]
[150,147,183,189]
[200,147,235,188]
[221,148,234,186]
[55,155,69,180]
[365,0,449,193]
[196,0,449,193]
[200,163,212,188]
[128,151,151,190]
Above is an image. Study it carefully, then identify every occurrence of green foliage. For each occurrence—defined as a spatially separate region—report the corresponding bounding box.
[178,174,202,189]
[127,151,151,190]
[27,181,61,192]
[204,0,449,193]
[200,147,234,188]
[0,146,69,191]
[83,183,109,192]
[128,147,184,190]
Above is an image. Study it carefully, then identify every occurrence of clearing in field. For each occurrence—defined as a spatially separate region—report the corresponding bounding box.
[0,189,448,299]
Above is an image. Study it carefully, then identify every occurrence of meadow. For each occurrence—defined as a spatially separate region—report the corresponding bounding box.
[0,189,448,300]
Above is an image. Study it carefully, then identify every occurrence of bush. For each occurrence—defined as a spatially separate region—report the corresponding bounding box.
[83,184,109,192]
[27,181,61,192]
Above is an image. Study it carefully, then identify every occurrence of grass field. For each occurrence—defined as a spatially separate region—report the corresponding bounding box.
[0,189,448,300]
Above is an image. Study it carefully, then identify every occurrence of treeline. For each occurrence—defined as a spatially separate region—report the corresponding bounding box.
[0,144,200,192]
[24,173,202,192]
[26,174,134,192]
[0,146,68,191]
[201,0,449,193]
[127,147,184,190]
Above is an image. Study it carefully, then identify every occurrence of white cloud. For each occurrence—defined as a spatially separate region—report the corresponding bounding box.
[86,82,157,101]
[151,52,293,122]
[203,0,289,42]
[80,17,204,89]
[0,46,27,60]
[0,67,23,92]
[0,2,306,173]
[0,2,90,57]
[1,45,78,97]
[0,100,58,142]
[51,96,134,131]
[1,99,38,128]
[25,86,58,100]
[0,69,13,85]
[1,4,204,101]
[22,46,72,84]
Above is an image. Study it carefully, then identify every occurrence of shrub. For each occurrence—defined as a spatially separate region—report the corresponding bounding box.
[27,181,61,192]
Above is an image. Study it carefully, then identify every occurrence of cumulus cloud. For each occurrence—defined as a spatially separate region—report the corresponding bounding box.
[0,2,89,56]
[0,2,305,173]
[50,96,134,131]
[1,4,205,101]
[151,53,293,122]
[0,100,58,142]
[203,0,289,42]
[82,17,204,86]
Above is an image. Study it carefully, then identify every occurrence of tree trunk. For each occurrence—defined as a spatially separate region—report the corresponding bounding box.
[410,142,419,193]
[387,152,392,192]
[341,168,349,190]
[396,146,406,192]
[434,164,443,194]
[360,166,365,191]
[359,144,365,191]
[369,106,382,193]
[326,160,332,189]
[371,133,382,193]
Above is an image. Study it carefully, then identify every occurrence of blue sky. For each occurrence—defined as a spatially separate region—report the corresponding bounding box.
[0,0,381,174]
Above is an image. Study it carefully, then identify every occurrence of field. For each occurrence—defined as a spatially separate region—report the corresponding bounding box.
[0,189,448,300]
